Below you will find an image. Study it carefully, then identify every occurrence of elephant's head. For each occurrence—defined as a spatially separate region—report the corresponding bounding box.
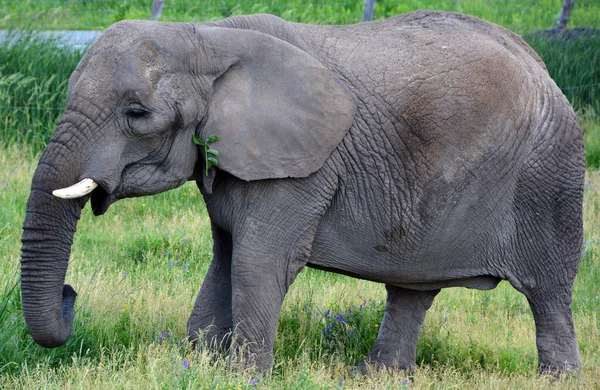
[20,20,356,348]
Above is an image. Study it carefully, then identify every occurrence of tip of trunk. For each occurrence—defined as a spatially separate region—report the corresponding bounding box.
[24,284,77,348]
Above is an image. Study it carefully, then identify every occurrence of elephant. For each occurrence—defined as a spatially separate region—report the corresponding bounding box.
[20,11,584,375]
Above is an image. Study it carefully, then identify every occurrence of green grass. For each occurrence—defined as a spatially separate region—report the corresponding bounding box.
[0,32,81,152]
[580,107,600,169]
[524,30,600,112]
[1,2,599,387]
[1,0,599,33]
[1,145,599,388]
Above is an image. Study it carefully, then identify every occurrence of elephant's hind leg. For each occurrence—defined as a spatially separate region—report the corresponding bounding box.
[187,225,233,350]
[509,124,584,374]
[508,222,582,374]
[357,286,439,373]
[511,214,582,375]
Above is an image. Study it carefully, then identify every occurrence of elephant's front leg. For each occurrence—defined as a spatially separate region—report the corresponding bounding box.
[187,225,233,350]
[357,285,440,373]
[229,243,305,373]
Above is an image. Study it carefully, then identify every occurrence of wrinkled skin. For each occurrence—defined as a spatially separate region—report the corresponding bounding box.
[21,11,584,375]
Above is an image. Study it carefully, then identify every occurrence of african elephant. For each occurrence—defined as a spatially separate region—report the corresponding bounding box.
[21,11,584,375]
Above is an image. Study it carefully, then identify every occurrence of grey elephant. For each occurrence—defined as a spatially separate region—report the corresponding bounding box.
[21,11,584,375]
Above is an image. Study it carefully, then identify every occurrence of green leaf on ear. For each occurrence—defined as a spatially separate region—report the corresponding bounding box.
[206,135,220,144]
[206,148,219,157]
[207,157,219,167]
[193,134,220,176]
[192,135,205,147]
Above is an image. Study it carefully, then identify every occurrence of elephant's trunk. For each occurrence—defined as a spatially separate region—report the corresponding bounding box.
[20,132,88,347]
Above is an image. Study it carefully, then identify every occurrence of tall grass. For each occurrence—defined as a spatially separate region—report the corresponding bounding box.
[0,32,81,151]
[580,108,600,169]
[0,146,599,388]
[1,0,599,33]
[524,30,600,111]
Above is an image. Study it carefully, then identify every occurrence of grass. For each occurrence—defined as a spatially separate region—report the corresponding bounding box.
[524,30,600,112]
[0,1,599,387]
[580,107,600,169]
[0,32,82,152]
[0,146,599,388]
[1,0,598,33]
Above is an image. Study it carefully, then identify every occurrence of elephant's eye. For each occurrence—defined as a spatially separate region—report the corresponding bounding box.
[125,107,149,119]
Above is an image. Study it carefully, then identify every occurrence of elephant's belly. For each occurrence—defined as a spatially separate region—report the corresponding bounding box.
[308,213,501,289]
[309,222,406,281]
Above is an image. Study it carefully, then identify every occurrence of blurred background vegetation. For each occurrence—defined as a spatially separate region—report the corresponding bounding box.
[0,0,598,31]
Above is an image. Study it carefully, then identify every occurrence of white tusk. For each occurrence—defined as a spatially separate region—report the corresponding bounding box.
[52,178,98,199]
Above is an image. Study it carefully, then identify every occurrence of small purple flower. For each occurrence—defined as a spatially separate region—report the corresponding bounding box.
[121,271,128,278]
[179,340,184,347]
[182,359,189,369]
[339,378,347,387]
[322,323,335,337]
[334,313,346,324]
[164,251,169,257]
[443,316,448,323]
[158,330,171,343]
[182,265,189,271]
[248,377,259,387]
[183,237,189,244]
[324,309,330,318]
[169,260,174,267]
[401,378,409,386]
[359,299,367,311]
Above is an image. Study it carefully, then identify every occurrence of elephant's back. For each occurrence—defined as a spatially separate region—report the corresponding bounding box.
[300,10,547,75]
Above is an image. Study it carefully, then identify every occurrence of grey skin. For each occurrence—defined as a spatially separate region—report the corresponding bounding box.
[21,11,584,375]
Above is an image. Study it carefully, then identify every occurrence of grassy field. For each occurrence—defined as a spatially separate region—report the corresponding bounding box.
[1,1,599,388]
[1,148,599,389]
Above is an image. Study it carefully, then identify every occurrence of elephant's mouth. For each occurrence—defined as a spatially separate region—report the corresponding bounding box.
[90,185,115,216]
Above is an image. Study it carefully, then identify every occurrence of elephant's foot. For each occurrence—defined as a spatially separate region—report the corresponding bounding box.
[352,354,414,376]
[531,305,581,377]
[214,336,273,375]
[517,283,581,377]
[187,325,273,374]
[187,324,233,353]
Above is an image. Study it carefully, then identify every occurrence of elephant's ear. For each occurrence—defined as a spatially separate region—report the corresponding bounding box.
[199,28,356,181]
